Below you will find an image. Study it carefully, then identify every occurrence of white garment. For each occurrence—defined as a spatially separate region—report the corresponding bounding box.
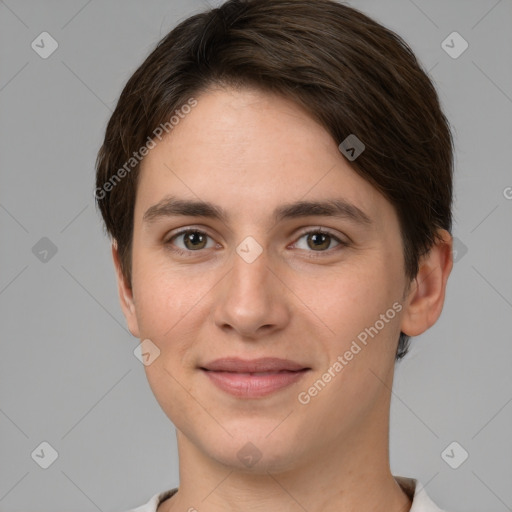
[127,476,450,512]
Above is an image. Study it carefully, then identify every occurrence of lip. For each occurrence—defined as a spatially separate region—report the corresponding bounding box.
[200,357,308,373]
[199,357,311,398]
[202,369,310,398]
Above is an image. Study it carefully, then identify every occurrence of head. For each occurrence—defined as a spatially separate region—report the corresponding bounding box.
[95,0,453,472]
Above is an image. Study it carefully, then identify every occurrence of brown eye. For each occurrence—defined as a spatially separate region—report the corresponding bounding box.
[294,230,342,252]
[167,229,215,253]
[306,232,332,251]
[183,231,207,250]
[293,229,347,255]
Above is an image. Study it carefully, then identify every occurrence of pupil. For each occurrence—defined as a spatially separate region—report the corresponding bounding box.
[186,232,204,249]
[309,233,329,250]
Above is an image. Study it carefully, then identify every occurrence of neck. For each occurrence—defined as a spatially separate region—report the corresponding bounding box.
[158,390,412,512]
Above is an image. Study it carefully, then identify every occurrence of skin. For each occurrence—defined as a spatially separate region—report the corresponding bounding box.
[113,86,453,512]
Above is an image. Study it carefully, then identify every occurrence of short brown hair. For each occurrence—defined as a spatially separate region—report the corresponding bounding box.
[95,0,453,360]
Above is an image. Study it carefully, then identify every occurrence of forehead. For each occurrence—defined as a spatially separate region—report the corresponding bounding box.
[135,87,394,229]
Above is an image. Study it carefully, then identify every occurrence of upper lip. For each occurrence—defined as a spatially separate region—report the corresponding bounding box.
[200,357,309,373]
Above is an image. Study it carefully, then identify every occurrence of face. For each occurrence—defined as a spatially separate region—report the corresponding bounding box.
[116,86,421,472]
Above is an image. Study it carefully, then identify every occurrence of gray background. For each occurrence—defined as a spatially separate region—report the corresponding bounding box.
[1,0,511,511]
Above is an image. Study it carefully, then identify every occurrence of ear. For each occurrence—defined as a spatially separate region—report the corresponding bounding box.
[400,229,453,337]
[112,242,140,338]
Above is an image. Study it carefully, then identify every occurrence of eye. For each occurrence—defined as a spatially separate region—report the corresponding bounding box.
[166,229,216,253]
[164,227,348,257]
[293,229,346,253]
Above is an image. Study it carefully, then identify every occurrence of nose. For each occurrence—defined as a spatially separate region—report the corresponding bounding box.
[212,242,291,339]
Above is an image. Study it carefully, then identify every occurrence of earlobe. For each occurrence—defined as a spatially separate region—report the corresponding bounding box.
[400,229,453,337]
[111,242,140,338]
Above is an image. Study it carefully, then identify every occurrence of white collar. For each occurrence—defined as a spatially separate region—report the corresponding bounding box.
[395,476,448,511]
[131,476,449,512]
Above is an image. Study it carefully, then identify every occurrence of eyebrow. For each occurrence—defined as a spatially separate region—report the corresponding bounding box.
[142,195,372,226]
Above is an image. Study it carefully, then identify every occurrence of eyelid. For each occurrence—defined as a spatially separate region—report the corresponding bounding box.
[294,226,347,242]
[164,225,215,243]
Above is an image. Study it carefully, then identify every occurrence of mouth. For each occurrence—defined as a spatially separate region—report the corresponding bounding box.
[200,369,310,398]
[200,356,309,373]
[201,370,305,376]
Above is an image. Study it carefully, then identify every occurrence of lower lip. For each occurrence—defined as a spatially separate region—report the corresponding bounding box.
[202,369,309,398]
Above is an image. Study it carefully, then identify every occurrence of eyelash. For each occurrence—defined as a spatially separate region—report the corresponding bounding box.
[164,227,349,258]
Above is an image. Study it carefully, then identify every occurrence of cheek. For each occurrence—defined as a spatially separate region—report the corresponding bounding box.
[309,254,402,355]
[130,257,223,385]
[134,265,204,416]
[131,252,203,336]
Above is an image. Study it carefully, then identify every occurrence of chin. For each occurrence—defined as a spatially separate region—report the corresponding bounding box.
[206,431,307,474]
